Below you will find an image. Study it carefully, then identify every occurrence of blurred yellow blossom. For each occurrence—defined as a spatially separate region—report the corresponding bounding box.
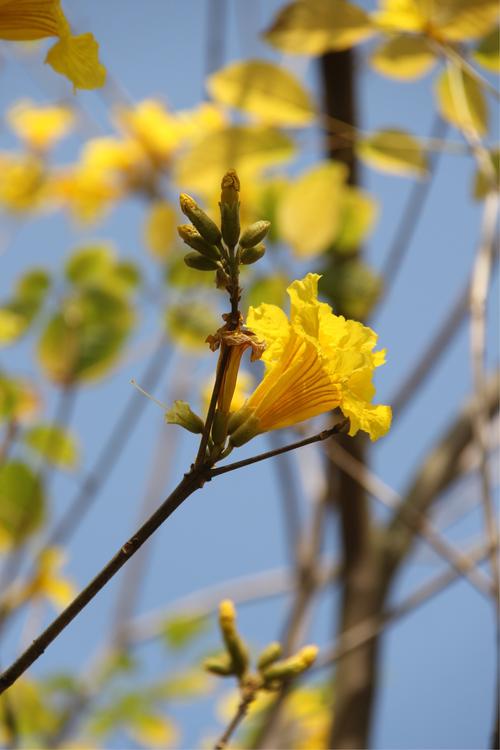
[50,162,120,223]
[144,201,177,258]
[7,99,75,151]
[0,152,49,212]
[3,547,75,612]
[114,99,184,165]
[229,273,391,444]
[0,0,106,90]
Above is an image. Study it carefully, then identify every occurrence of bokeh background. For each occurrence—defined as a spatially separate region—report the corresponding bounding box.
[0,1,498,748]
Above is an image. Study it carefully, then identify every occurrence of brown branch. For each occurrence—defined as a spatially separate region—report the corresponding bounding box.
[214,689,256,750]
[209,420,348,478]
[0,468,208,695]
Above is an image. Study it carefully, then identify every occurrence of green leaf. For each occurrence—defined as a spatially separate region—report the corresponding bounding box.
[0,307,27,345]
[0,461,45,547]
[435,65,488,136]
[144,201,177,259]
[334,187,379,253]
[153,670,212,701]
[320,260,383,320]
[165,302,218,350]
[357,128,428,177]
[278,161,347,257]
[65,244,113,285]
[16,269,51,301]
[0,372,39,424]
[473,149,500,199]
[245,274,289,312]
[264,0,374,54]
[175,125,295,193]
[473,27,500,72]
[38,288,134,385]
[208,59,315,127]
[160,613,209,650]
[23,424,79,470]
[370,35,436,80]
[165,256,215,289]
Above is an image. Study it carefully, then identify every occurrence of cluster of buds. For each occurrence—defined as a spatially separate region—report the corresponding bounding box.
[177,170,270,279]
[204,600,318,694]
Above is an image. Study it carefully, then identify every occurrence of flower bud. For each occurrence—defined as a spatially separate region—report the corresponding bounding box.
[240,243,266,265]
[220,171,241,249]
[184,252,219,271]
[212,408,229,445]
[204,654,234,677]
[177,224,221,260]
[229,414,260,447]
[262,644,318,684]
[179,193,222,245]
[218,599,249,678]
[165,400,205,434]
[257,642,283,671]
[239,220,271,249]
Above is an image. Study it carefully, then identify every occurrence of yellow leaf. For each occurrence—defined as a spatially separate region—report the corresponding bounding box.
[473,149,500,199]
[473,27,500,73]
[357,128,428,177]
[45,33,106,91]
[374,0,499,40]
[371,35,436,79]
[264,0,374,54]
[0,309,25,344]
[144,201,177,259]
[434,0,499,41]
[435,65,488,136]
[335,186,379,252]
[175,125,294,193]
[278,161,347,257]
[207,59,315,127]
[129,714,177,748]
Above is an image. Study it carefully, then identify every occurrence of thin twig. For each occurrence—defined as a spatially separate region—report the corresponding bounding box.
[46,337,171,546]
[0,468,207,695]
[469,193,500,595]
[209,420,349,478]
[324,440,495,598]
[317,541,492,670]
[379,114,448,290]
[215,690,256,750]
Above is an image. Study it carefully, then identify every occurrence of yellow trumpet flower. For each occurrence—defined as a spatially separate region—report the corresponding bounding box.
[0,0,105,90]
[230,273,391,444]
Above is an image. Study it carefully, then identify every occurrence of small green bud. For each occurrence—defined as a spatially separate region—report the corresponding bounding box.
[204,653,234,677]
[239,221,271,249]
[229,414,261,447]
[177,225,221,260]
[165,400,205,434]
[179,193,222,245]
[227,406,254,435]
[184,252,219,271]
[219,599,249,679]
[220,170,240,205]
[240,243,266,265]
[262,644,318,684]
[212,409,229,445]
[220,201,240,250]
[257,642,283,671]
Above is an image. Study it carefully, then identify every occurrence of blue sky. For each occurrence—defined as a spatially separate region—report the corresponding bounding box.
[0,1,498,748]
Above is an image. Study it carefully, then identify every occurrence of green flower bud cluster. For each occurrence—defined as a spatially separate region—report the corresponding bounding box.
[177,172,271,278]
[204,599,318,694]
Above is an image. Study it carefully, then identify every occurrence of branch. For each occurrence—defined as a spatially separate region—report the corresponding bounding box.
[209,419,348,478]
[214,689,256,750]
[386,370,500,577]
[0,468,207,695]
[324,440,495,598]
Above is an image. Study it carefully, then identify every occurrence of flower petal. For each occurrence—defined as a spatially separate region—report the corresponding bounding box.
[45,32,106,90]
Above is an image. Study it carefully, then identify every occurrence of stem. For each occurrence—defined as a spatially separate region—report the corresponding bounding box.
[0,468,208,695]
[215,690,256,750]
[209,420,348,478]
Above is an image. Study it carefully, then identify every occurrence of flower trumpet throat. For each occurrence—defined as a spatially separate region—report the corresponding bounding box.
[228,273,392,445]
